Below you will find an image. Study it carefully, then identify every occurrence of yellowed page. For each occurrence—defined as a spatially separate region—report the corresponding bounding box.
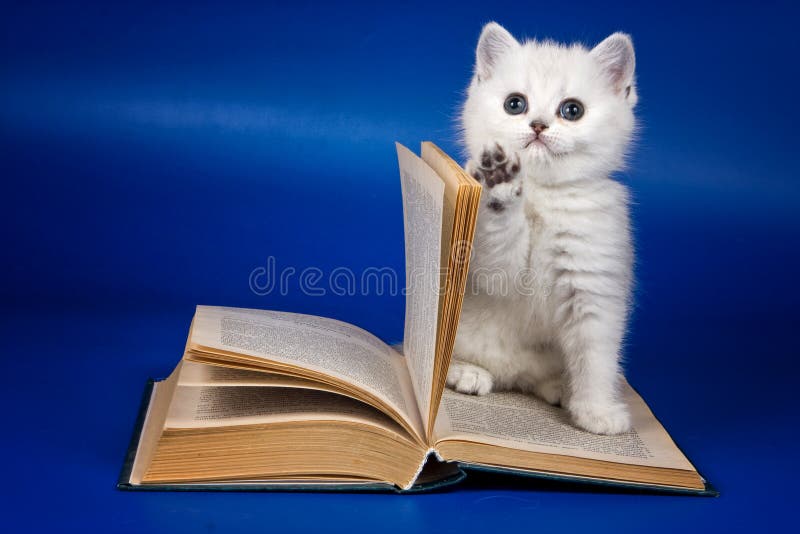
[178,360,380,405]
[396,143,445,436]
[179,360,318,386]
[128,364,181,485]
[434,381,696,471]
[420,142,482,433]
[188,305,423,437]
[423,146,457,307]
[165,385,405,435]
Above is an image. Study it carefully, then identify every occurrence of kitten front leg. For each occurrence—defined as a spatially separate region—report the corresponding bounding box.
[447,144,529,396]
[559,299,631,434]
[466,143,530,277]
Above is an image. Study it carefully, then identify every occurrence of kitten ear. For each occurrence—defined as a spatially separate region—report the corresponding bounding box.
[591,33,636,101]
[475,22,519,81]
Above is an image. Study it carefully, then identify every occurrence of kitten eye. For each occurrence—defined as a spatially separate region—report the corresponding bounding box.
[559,99,585,121]
[503,93,527,115]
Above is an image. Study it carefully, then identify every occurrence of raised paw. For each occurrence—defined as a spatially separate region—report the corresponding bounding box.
[468,143,522,212]
[474,144,521,187]
[567,400,631,435]
[446,361,494,395]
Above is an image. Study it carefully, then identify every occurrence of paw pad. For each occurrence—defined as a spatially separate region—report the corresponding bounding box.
[473,144,521,189]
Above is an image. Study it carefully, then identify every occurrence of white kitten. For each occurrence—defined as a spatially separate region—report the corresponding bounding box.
[448,22,637,434]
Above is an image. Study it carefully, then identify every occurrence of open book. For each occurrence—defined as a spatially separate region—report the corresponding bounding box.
[118,142,714,495]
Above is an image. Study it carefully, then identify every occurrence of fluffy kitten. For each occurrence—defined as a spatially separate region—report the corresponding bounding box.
[448,22,637,434]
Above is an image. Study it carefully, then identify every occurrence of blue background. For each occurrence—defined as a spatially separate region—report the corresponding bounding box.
[2,0,798,531]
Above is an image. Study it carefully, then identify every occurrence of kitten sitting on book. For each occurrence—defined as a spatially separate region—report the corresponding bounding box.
[450,23,638,435]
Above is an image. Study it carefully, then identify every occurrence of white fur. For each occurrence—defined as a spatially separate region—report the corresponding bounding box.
[449,23,637,435]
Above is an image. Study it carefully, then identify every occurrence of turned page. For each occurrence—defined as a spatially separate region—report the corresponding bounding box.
[434,381,697,471]
[396,143,445,437]
[419,142,481,432]
[165,384,406,434]
[188,305,423,437]
[179,360,356,393]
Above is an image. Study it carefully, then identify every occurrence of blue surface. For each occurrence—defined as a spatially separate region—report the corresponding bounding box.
[2,1,798,531]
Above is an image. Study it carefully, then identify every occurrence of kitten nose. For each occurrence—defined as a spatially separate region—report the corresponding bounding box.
[530,121,548,135]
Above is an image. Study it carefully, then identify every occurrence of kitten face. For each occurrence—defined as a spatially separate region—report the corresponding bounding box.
[462,24,637,182]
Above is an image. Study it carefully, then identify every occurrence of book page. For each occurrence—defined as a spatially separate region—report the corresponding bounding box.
[165,385,405,435]
[434,382,696,471]
[396,143,445,436]
[179,360,311,386]
[179,359,359,392]
[128,366,182,485]
[419,142,482,433]
[189,306,423,437]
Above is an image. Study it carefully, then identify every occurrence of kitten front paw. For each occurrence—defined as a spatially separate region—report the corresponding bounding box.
[469,144,522,212]
[567,400,631,435]
[446,361,494,395]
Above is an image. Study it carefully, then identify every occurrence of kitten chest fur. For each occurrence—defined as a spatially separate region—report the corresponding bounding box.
[458,170,632,388]
[522,172,632,323]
